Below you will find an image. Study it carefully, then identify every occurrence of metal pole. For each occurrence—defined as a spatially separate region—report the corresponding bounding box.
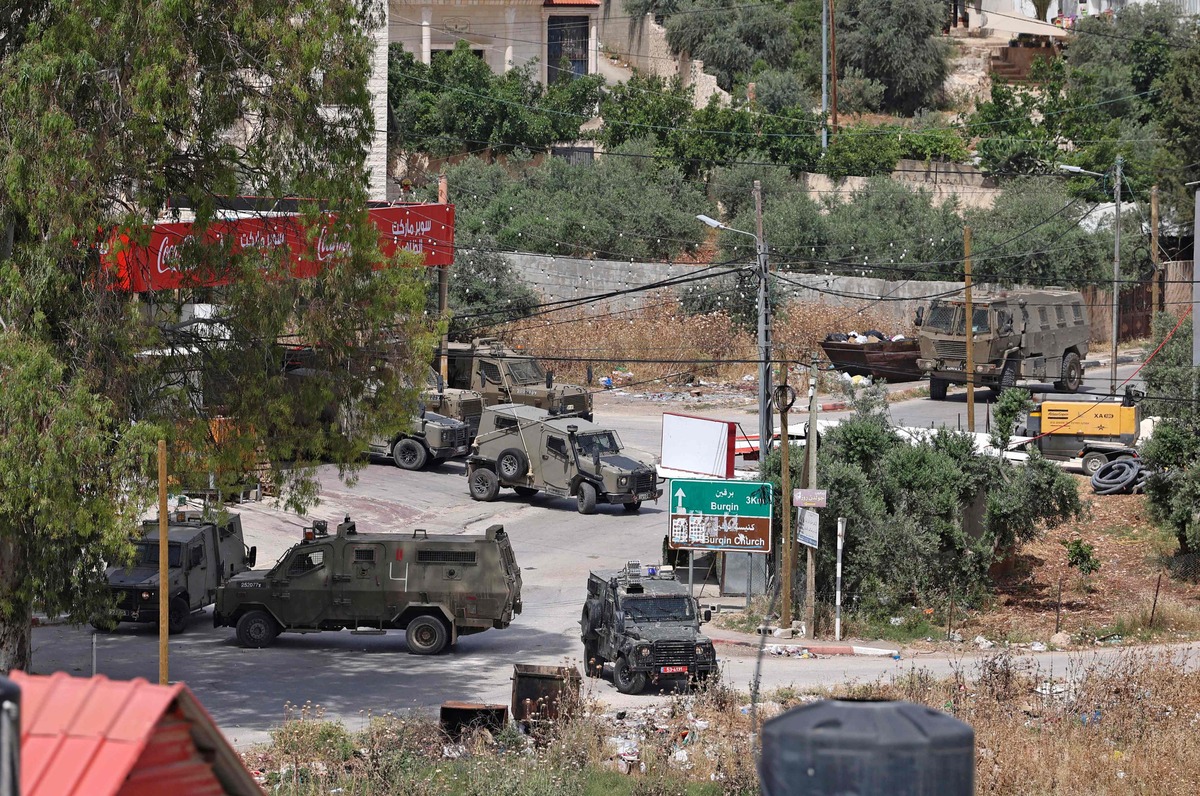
[754,181,773,459]
[91,631,97,677]
[828,0,838,140]
[1151,185,1160,315]
[157,439,169,685]
[438,174,450,385]
[821,0,828,150]
[779,364,792,627]
[835,517,845,641]
[1110,156,1122,396]
[1149,572,1163,630]
[1193,185,1199,378]
[804,354,819,638]
[688,551,694,599]
[964,226,975,431]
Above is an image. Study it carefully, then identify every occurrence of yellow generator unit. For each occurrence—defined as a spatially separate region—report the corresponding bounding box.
[1020,392,1141,475]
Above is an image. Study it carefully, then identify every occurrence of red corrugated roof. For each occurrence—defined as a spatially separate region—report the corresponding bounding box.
[8,671,261,796]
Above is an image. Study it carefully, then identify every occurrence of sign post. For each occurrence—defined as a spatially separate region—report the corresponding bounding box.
[835,517,846,641]
[668,479,773,598]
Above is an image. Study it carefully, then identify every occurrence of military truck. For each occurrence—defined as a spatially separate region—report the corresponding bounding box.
[580,562,716,694]
[914,289,1090,400]
[421,366,485,437]
[213,516,522,654]
[445,337,593,421]
[466,404,662,514]
[96,512,256,634]
[1016,390,1142,474]
[368,407,471,471]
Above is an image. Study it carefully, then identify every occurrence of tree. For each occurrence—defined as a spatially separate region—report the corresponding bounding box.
[836,0,950,114]
[665,0,796,93]
[0,1,434,670]
[597,73,695,151]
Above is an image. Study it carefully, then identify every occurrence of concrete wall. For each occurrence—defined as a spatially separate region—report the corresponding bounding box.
[802,159,1002,210]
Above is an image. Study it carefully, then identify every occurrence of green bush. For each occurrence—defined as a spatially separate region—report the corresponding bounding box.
[821,125,902,181]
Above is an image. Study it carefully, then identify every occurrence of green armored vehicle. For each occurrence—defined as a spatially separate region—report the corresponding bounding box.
[581,562,716,694]
[213,516,522,654]
[445,337,593,421]
[466,404,662,514]
[96,512,256,634]
[915,289,1089,400]
[421,366,485,438]
[368,406,471,471]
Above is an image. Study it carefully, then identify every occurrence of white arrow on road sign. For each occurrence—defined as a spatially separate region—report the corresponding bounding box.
[674,487,686,513]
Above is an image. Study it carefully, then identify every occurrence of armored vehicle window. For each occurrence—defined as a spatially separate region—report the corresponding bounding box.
[506,359,545,385]
[417,550,477,565]
[1072,304,1084,323]
[495,415,519,431]
[970,308,989,334]
[134,542,182,568]
[575,431,620,457]
[1054,305,1065,325]
[190,546,205,568]
[287,550,324,576]
[353,548,376,562]
[926,304,958,332]
[1038,307,1049,328]
[547,436,568,458]
[622,596,694,622]
[480,361,503,384]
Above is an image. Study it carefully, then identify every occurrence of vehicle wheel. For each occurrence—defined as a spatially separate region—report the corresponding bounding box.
[167,597,191,635]
[468,468,500,501]
[406,615,449,655]
[583,638,603,677]
[929,377,948,401]
[1000,360,1019,390]
[393,438,428,471]
[1082,451,1108,476]
[513,486,539,498]
[235,610,279,648]
[1055,352,1083,393]
[496,448,529,481]
[613,656,646,695]
[623,499,642,513]
[576,482,598,515]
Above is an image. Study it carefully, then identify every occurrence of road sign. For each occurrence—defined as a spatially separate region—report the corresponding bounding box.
[792,488,827,508]
[797,508,819,548]
[667,479,773,553]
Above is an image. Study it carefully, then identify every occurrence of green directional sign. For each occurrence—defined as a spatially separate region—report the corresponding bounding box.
[668,479,773,553]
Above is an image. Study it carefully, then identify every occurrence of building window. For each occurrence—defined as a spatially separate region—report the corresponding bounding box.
[548,16,589,82]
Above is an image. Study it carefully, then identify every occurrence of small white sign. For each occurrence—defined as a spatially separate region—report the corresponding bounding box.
[793,488,827,508]
[797,508,819,548]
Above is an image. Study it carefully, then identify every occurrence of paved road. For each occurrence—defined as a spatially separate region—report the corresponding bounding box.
[29,363,1148,747]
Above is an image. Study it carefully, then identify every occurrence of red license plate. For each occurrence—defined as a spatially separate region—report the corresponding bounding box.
[660,665,688,674]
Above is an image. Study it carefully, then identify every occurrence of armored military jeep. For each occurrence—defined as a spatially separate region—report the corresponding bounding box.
[213,517,522,654]
[465,404,662,514]
[421,366,485,437]
[368,407,471,471]
[915,289,1090,400]
[580,562,716,694]
[96,511,256,634]
[445,337,593,421]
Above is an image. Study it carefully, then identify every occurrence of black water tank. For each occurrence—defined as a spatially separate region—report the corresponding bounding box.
[759,699,974,796]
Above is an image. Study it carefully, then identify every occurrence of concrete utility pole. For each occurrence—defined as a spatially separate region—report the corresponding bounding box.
[754,181,773,457]
[828,0,839,140]
[777,364,793,627]
[804,354,819,638]
[821,0,828,150]
[1151,185,1160,314]
[157,440,169,686]
[964,227,975,431]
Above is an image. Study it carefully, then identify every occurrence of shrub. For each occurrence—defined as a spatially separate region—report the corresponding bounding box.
[821,125,902,180]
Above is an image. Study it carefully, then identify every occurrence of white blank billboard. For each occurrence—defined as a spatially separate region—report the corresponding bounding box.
[660,412,736,478]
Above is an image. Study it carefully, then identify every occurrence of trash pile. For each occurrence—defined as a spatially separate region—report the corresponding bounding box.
[823,330,908,344]
[602,704,715,775]
[1090,458,1148,495]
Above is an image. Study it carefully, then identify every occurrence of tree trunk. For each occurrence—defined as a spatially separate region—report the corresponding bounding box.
[0,533,31,672]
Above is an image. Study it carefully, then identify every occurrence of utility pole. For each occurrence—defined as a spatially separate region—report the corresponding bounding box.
[754,180,774,458]
[821,0,828,150]
[438,174,450,385]
[803,353,819,638]
[1110,156,1123,396]
[964,226,975,431]
[828,0,839,140]
[1150,184,1160,315]
[778,364,793,627]
[157,440,169,686]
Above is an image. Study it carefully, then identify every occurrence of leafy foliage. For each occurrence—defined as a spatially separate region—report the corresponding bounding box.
[596,73,694,151]
[836,0,951,114]
[665,0,795,93]
[990,388,1033,451]
[1063,539,1101,577]
[822,126,902,180]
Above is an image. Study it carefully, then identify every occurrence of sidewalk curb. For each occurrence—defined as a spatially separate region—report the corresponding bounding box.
[713,636,899,657]
[820,401,848,412]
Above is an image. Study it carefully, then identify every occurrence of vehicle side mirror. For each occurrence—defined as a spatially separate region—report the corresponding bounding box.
[546,371,553,389]
[247,546,257,568]
[914,306,924,326]
[436,372,445,393]
[593,449,601,468]
[702,609,712,623]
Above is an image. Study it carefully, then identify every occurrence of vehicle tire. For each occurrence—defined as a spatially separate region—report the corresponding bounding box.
[1082,451,1108,476]
[406,615,449,655]
[235,610,279,648]
[576,482,598,515]
[929,377,948,401]
[496,448,529,481]
[167,597,191,635]
[1000,360,1019,390]
[1055,352,1083,393]
[513,486,539,498]
[393,438,428,471]
[613,656,646,695]
[468,468,500,501]
[623,499,642,513]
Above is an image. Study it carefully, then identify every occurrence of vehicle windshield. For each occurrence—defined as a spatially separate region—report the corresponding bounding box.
[505,358,546,385]
[623,596,694,623]
[925,303,959,333]
[132,542,182,568]
[575,431,622,458]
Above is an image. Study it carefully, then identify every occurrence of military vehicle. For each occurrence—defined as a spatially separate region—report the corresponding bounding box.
[213,516,522,654]
[1016,390,1142,474]
[445,337,593,421]
[421,366,485,437]
[914,289,1090,400]
[96,512,256,634]
[580,562,716,694]
[368,406,471,471]
[466,404,662,514]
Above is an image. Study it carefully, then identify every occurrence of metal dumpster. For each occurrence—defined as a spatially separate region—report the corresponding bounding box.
[439,701,509,740]
[510,664,582,730]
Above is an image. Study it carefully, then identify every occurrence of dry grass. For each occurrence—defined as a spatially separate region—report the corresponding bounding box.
[491,298,897,391]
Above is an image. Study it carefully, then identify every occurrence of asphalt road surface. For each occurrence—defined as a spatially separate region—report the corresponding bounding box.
[29,363,1150,747]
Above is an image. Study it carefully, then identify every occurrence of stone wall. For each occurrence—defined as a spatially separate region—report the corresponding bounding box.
[801,159,1002,210]
[597,12,729,107]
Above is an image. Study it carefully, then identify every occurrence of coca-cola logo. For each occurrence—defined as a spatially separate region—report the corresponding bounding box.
[156,234,195,274]
[317,226,352,262]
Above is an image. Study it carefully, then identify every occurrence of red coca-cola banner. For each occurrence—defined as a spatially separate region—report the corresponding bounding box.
[103,204,454,292]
